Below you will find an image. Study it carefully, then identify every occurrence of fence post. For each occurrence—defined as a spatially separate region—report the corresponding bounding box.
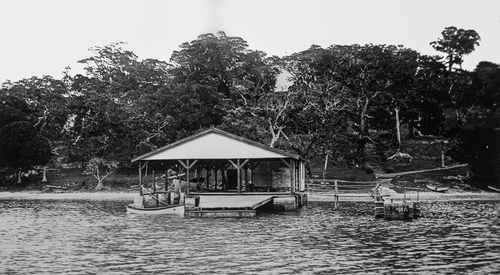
[334,180,339,209]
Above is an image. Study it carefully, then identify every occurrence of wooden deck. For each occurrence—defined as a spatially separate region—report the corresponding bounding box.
[198,195,274,210]
[185,195,276,217]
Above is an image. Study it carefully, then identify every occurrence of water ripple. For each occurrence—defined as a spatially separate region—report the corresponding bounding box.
[0,200,499,274]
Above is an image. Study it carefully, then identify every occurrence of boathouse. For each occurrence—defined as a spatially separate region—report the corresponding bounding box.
[131,128,307,216]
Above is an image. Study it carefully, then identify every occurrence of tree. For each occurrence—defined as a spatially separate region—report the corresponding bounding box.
[85,157,119,190]
[0,94,33,128]
[445,61,500,187]
[430,26,480,72]
[0,121,51,183]
[282,46,353,170]
[407,55,450,136]
[171,32,279,135]
[65,43,174,164]
[2,76,70,142]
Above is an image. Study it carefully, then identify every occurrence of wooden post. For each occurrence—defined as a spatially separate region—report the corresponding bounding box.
[153,170,158,206]
[42,166,48,182]
[205,165,210,191]
[300,161,306,192]
[251,166,255,190]
[334,180,339,209]
[237,159,241,194]
[214,168,218,191]
[244,165,248,191]
[165,168,168,192]
[139,161,144,206]
[323,154,328,182]
[227,159,247,194]
[152,170,156,191]
[178,159,197,196]
[138,161,142,195]
[290,159,295,195]
[440,141,445,168]
[186,160,190,196]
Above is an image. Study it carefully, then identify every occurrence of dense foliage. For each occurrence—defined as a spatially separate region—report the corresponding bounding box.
[0,27,498,186]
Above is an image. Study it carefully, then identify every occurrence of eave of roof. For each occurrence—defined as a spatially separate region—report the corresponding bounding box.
[131,128,300,162]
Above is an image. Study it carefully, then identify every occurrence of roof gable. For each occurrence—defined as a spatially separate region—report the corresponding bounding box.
[131,128,299,162]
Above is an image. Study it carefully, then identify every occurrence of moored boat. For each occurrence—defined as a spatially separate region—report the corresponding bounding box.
[426,184,449,192]
[126,204,185,215]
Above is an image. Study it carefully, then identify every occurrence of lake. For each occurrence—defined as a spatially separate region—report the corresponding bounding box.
[0,199,499,274]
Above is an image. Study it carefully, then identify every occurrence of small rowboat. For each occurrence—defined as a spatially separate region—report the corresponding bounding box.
[488,185,500,193]
[426,184,449,192]
[126,204,185,215]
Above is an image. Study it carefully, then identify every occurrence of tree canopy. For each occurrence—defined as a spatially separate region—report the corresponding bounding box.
[430,26,481,72]
[1,28,497,186]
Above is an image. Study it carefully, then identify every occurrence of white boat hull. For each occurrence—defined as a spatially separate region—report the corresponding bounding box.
[126,204,185,215]
[426,184,449,192]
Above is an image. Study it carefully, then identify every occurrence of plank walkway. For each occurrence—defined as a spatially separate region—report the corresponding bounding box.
[197,195,275,210]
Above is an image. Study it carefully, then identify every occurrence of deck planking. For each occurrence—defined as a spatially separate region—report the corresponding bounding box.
[197,195,275,210]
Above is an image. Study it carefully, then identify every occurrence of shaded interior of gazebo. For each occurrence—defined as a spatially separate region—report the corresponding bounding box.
[132,128,306,196]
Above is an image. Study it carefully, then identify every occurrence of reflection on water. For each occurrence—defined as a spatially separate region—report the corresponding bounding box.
[0,199,499,274]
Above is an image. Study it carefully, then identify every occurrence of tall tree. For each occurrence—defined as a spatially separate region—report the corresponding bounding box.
[310,44,421,167]
[283,46,352,168]
[430,26,480,72]
[65,43,174,164]
[171,32,278,136]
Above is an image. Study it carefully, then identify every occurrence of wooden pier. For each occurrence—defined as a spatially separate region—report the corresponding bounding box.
[184,193,307,217]
[308,179,421,220]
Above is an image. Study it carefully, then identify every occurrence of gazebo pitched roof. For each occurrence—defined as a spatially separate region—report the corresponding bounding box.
[131,128,300,162]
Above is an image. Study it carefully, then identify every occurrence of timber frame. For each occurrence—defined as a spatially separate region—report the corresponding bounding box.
[132,128,306,196]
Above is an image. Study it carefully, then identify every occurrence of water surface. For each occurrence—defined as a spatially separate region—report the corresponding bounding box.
[0,199,499,274]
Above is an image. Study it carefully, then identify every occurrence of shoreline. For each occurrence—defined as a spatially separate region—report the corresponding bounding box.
[0,190,499,202]
[309,191,500,202]
[0,191,136,201]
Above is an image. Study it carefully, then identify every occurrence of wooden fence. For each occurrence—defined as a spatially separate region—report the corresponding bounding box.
[307,179,383,208]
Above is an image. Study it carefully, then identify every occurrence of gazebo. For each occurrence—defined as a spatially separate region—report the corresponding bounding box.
[131,128,306,196]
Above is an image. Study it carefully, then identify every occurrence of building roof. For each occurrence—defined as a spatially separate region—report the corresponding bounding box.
[131,128,300,162]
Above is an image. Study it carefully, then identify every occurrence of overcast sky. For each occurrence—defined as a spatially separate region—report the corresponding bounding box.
[0,0,499,83]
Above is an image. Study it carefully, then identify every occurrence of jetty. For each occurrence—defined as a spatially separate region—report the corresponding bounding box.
[308,179,421,220]
[130,128,308,217]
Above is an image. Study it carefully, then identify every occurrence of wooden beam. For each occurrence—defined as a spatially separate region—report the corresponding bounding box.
[228,159,248,169]
[178,160,188,169]
[188,160,198,169]
[228,159,237,169]
[280,158,291,168]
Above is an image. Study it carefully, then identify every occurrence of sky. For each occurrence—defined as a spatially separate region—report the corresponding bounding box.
[0,0,499,83]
